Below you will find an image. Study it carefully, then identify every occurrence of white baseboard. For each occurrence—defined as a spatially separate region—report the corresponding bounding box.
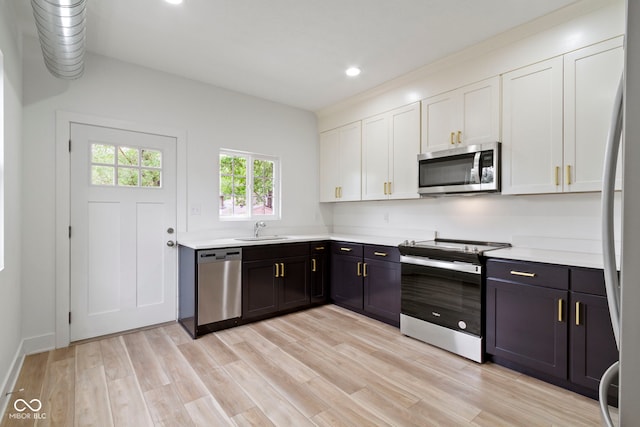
[0,342,25,420]
[0,333,55,419]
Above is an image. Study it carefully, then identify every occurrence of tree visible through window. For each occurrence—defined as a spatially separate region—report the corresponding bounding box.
[219,150,279,219]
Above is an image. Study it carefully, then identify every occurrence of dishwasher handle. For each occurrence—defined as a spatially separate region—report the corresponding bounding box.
[197,248,243,263]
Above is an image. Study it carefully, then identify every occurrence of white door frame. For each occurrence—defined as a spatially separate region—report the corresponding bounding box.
[55,111,188,348]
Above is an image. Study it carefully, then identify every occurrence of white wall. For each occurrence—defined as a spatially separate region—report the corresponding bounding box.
[0,0,23,411]
[21,36,326,347]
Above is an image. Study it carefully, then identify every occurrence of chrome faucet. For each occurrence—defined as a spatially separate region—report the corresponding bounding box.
[254,221,266,238]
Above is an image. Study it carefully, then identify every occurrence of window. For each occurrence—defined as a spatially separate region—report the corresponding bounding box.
[219,150,279,219]
[90,143,162,188]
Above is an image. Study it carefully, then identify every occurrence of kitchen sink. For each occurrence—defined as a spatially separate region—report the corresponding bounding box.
[234,236,288,242]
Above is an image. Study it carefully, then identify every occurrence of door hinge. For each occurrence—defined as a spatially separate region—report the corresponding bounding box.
[68,139,71,152]
[68,312,72,324]
[68,226,72,238]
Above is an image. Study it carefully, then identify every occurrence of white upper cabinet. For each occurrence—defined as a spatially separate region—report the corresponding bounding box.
[319,122,362,202]
[502,37,624,195]
[422,77,500,152]
[564,37,623,192]
[502,57,564,195]
[362,102,421,200]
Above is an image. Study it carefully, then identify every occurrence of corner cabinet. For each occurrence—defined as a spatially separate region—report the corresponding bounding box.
[486,258,618,399]
[362,102,421,200]
[330,242,400,327]
[502,37,624,195]
[421,76,500,152]
[319,122,362,202]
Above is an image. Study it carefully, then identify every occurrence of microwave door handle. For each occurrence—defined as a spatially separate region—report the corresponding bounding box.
[471,152,481,184]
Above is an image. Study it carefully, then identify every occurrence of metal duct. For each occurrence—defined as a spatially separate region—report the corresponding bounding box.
[31,0,86,79]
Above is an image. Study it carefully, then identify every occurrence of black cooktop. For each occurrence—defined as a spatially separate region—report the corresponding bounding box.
[398,238,511,264]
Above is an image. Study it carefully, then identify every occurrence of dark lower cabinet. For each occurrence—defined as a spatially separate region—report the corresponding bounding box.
[486,278,568,378]
[330,242,400,327]
[310,243,330,304]
[486,259,619,400]
[242,243,310,321]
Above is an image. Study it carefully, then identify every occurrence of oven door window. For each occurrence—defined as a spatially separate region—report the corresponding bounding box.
[401,262,481,336]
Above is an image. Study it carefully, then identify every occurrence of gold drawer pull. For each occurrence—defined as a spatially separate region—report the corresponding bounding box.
[315,246,325,251]
[280,263,285,277]
[373,252,388,257]
[558,299,564,322]
[510,270,536,278]
[274,263,280,278]
[340,247,352,252]
[311,258,317,272]
[357,261,362,277]
[363,263,368,278]
[575,301,581,326]
[450,132,455,145]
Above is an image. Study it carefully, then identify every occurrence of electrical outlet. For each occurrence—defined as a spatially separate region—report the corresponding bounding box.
[190,204,201,215]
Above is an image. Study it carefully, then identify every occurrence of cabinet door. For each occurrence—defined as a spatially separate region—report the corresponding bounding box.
[279,255,310,311]
[362,113,390,200]
[422,91,459,152]
[319,129,340,202]
[570,292,619,392]
[502,57,564,194]
[338,122,362,201]
[389,102,420,200]
[330,253,363,311]
[363,258,400,326]
[486,279,568,378]
[310,243,329,304]
[460,77,500,146]
[242,260,278,320]
[564,37,624,192]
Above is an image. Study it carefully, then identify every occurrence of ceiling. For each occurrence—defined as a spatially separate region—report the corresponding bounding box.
[14,0,583,111]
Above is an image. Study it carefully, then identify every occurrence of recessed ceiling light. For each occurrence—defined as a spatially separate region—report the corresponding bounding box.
[165,0,183,5]
[345,67,361,77]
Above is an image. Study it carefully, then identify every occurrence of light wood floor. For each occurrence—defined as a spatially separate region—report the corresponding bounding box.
[2,305,612,426]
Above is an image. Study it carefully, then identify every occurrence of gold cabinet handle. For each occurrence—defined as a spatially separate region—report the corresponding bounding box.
[558,299,564,322]
[383,182,388,195]
[312,258,317,272]
[373,252,388,257]
[334,187,338,199]
[315,246,325,251]
[387,182,392,195]
[555,166,560,186]
[363,262,368,278]
[450,132,455,145]
[357,261,362,277]
[340,247,352,252]
[275,263,280,278]
[510,270,536,278]
[339,186,342,198]
[457,130,462,144]
[280,262,285,277]
[566,165,572,186]
[575,301,581,326]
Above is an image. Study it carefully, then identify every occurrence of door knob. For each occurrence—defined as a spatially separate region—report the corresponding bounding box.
[167,227,175,234]
[167,240,176,247]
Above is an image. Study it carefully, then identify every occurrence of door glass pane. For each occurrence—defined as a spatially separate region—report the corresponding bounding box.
[141,149,162,168]
[91,143,115,164]
[92,166,115,185]
[118,147,139,166]
[118,167,139,186]
[141,169,161,187]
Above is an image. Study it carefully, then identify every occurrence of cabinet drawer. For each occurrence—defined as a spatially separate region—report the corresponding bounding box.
[243,243,308,261]
[486,259,569,290]
[310,242,329,255]
[332,242,363,257]
[363,245,399,262]
[571,267,606,296]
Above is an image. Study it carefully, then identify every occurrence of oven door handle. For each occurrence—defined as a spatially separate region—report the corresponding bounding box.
[400,255,481,275]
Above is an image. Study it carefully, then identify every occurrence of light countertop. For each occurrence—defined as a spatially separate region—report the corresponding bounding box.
[487,247,612,270]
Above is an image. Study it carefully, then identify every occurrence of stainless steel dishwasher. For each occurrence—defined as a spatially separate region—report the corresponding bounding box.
[197,248,242,326]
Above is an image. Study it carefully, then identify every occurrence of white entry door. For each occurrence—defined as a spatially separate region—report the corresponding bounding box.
[70,123,177,341]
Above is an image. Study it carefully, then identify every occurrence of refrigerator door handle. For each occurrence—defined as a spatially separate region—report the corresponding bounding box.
[600,73,624,427]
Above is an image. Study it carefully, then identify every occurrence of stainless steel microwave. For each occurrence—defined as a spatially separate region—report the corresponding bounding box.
[417,142,501,196]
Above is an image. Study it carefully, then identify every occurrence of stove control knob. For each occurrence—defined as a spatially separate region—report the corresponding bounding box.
[410,240,416,246]
[402,240,409,246]
[464,245,469,252]
[458,321,467,330]
[473,247,479,253]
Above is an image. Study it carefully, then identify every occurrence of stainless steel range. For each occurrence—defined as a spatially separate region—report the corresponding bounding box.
[398,238,510,362]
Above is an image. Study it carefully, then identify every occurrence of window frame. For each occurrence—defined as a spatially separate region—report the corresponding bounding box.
[219,149,281,221]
